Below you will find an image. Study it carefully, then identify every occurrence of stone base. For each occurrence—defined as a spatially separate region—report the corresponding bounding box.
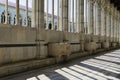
[0,58,55,78]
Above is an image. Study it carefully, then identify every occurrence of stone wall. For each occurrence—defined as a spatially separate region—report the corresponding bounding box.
[0,25,37,65]
[0,25,118,66]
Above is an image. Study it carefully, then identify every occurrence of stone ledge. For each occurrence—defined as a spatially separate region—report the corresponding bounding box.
[0,58,55,78]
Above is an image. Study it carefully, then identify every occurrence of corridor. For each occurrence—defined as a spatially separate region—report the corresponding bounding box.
[0,50,120,80]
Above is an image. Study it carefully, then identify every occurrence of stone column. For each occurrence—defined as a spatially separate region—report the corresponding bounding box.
[96,1,101,39]
[114,9,117,42]
[68,0,71,32]
[72,0,74,32]
[52,0,54,30]
[117,11,119,42]
[80,0,84,51]
[119,13,120,43]
[35,0,46,59]
[32,0,36,27]
[76,0,80,32]
[16,0,19,25]
[57,0,59,31]
[106,4,110,39]
[62,0,69,31]
[59,0,63,31]
[118,13,120,43]
[113,10,115,42]
[106,4,111,42]
[104,9,107,41]
[88,0,94,38]
[26,0,28,26]
[101,0,107,41]
[45,0,48,29]
[101,8,105,36]
[36,0,44,30]
[80,0,84,33]
[111,5,114,42]
[100,0,104,36]
[5,0,8,24]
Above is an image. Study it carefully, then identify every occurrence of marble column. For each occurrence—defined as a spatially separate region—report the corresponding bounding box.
[101,8,105,36]
[101,0,107,41]
[76,0,80,32]
[16,0,19,25]
[114,9,117,42]
[108,11,111,41]
[106,7,110,38]
[32,0,36,27]
[96,1,101,38]
[115,10,117,42]
[80,0,84,33]
[5,0,8,24]
[88,0,94,37]
[72,0,74,32]
[79,0,84,51]
[52,0,54,30]
[118,13,120,42]
[35,0,45,59]
[45,0,48,29]
[35,0,44,30]
[26,0,28,26]
[57,0,59,31]
[63,0,69,31]
[117,11,119,42]
[59,0,63,31]
[111,5,114,42]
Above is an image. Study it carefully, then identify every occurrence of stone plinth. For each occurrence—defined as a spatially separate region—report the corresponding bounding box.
[48,43,71,63]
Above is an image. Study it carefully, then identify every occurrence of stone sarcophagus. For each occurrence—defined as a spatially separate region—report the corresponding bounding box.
[102,42,110,50]
[112,42,117,47]
[85,42,97,53]
[48,43,71,63]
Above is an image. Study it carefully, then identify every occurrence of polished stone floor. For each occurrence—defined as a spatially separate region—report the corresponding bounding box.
[0,50,120,80]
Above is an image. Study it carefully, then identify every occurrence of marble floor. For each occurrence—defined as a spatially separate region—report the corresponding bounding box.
[0,50,120,80]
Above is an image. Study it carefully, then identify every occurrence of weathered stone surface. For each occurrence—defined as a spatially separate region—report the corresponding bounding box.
[48,43,71,57]
[0,46,36,65]
[0,58,55,78]
[0,27,36,44]
[93,35,99,42]
[102,42,110,50]
[71,44,80,53]
[84,34,91,42]
[45,30,63,43]
[64,32,80,43]
[85,42,97,53]
[1,50,120,80]
[112,42,117,47]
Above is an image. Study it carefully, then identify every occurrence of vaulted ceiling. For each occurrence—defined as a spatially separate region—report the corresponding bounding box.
[110,0,120,11]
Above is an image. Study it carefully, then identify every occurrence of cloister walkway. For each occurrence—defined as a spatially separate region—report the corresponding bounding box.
[0,50,120,80]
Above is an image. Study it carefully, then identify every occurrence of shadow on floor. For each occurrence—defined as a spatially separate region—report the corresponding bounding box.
[0,50,120,80]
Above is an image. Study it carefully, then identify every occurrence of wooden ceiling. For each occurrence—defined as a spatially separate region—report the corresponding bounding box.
[110,0,120,10]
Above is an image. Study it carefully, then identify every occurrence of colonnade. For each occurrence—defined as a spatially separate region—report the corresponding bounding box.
[3,0,120,43]
[4,0,29,26]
